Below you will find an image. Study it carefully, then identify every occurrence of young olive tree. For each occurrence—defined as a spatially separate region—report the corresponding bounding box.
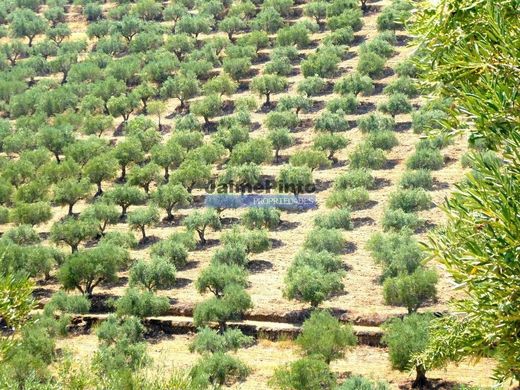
[268,128,294,161]
[382,313,433,388]
[105,184,147,218]
[58,245,121,298]
[183,208,222,245]
[250,75,288,105]
[152,183,192,221]
[297,310,357,364]
[50,217,99,253]
[127,206,160,242]
[129,257,176,292]
[53,178,92,216]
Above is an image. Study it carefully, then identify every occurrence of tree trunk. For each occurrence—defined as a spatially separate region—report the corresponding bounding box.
[218,321,227,334]
[55,153,61,163]
[140,226,146,241]
[121,205,128,218]
[68,203,74,216]
[85,285,94,300]
[71,243,79,253]
[95,182,103,197]
[265,93,270,105]
[166,208,174,221]
[412,365,428,388]
[120,165,126,181]
[275,149,280,162]
[164,167,169,182]
[197,229,206,245]
[361,0,369,13]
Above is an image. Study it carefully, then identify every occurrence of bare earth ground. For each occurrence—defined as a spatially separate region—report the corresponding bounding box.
[23,0,468,320]
[2,0,493,386]
[57,334,498,389]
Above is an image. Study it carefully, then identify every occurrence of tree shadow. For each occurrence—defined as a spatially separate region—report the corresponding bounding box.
[247,259,274,273]
[432,179,450,190]
[270,238,284,249]
[277,220,300,231]
[397,379,465,390]
[35,275,58,286]
[356,101,376,115]
[351,34,367,47]
[32,287,54,300]
[220,216,240,226]
[314,179,334,192]
[374,177,392,189]
[173,278,192,289]
[342,242,357,255]
[157,217,182,228]
[395,121,412,132]
[351,217,375,229]
[383,159,400,170]
[194,238,220,250]
[183,260,200,271]
[137,235,160,249]
[101,276,128,288]
[89,293,118,314]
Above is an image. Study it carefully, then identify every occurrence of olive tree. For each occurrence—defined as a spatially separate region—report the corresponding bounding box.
[152,183,192,221]
[127,206,159,242]
[83,155,119,196]
[268,128,294,161]
[160,73,200,110]
[53,178,92,215]
[382,313,433,388]
[194,284,252,333]
[9,9,48,47]
[271,357,336,390]
[297,310,357,364]
[203,73,238,97]
[81,201,120,235]
[113,138,145,181]
[183,208,222,245]
[37,125,74,163]
[127,162,162,194]
[285,265,344,308]
[105,184,147,218]
[383,268,438,314]
[50,217,98,253]
[190,94,222,124]
[313,133,349,161]
[250,75,288,105]
[58,245,121,298]
[171,159,211,192]
[129,257,176,292]
[218,16,246,41]
[277,166,314,195]
[378,93,412,118]
[289,150,331,171]
[107,93,140,126]
[9,202,52,226]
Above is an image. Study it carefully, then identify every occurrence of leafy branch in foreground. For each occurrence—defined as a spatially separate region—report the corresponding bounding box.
[412,0,520,383]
